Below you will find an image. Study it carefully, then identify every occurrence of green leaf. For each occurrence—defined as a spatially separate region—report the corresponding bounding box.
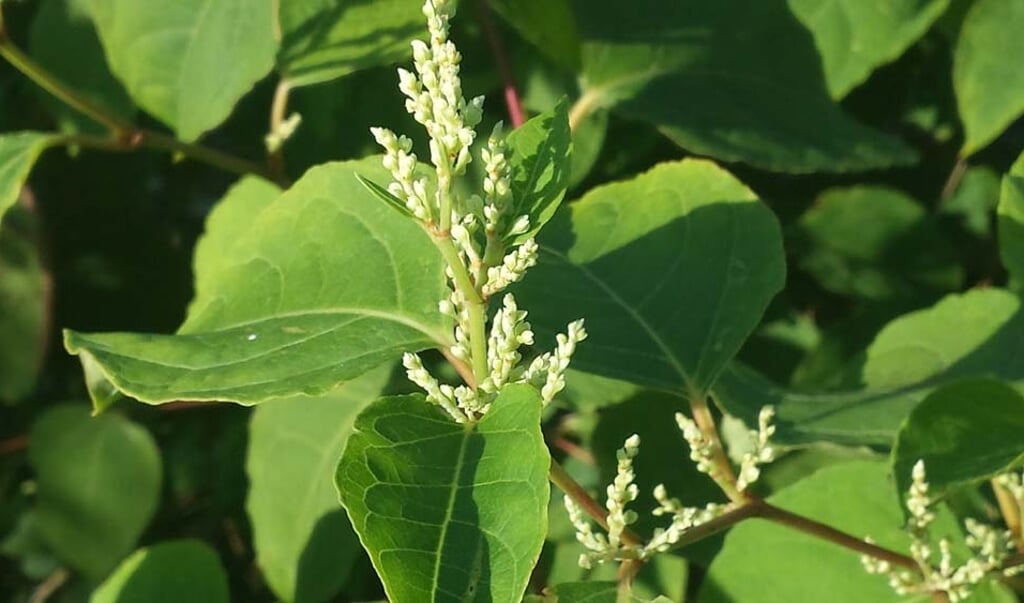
[541,582,669,602]
[505,99,572,245]
[0,133,56,224]
[64,159,450,409]
[90,540,229,603]
[698,461,1010,602]
[355,173,414,219]
[86,0,277,141]
[247,363,391,603]
[796,186,963,300]
[336,385,549,603]
[953,0,1024,154]
[516,159,785,396]
[999,152,1024,287]
[572,0,917,173]
[892,378,1024,500]
[28,0,134,135]
[278,0,424,88]
[716,288,1024,447]
[788,0,950,98]
[188,175,281,311]
[0,207,47,402]
[29,405,162,579]
[491,0,581,72]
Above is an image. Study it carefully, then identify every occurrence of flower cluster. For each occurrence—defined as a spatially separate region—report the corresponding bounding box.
[736,406,776,492]
[860,461,1017,602]
[373,0,583,422]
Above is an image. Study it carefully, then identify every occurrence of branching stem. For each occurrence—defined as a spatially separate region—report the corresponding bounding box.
[432,235,489,384]
[689,391,745,503]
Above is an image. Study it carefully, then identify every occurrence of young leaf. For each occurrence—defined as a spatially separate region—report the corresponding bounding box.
[29,405,162,579]
[355,173,414,219]
[953,0,1024,154]
[999,151,1024,287]
[892,378,1024,500]
[247,364,392,603]
[788,0,950,98]
[571,0,917,172]
[0,133,57,224]
[64,159,451,410]
[278,0,424,88]
[85,0,277,141]
[90,540,229,603]
[515,159,785,397]
[336,385,549,603]
[505,99,572,245]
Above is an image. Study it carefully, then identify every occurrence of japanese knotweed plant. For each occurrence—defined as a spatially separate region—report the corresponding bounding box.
[46,1,1024,602]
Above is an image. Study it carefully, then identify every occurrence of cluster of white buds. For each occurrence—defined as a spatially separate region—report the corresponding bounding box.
[565,435,641,568]
[380,0,583,423]
[861,460,1018,602]
[643,485,727,556]
[675,413,717,476]
[736,406,776,491]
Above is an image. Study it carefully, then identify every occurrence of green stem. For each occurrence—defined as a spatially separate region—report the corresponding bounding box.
[549,459,642,547]
[267,79,291,179]
[689,391,745,503]
[433,235,489,384]
[0,15,277,183]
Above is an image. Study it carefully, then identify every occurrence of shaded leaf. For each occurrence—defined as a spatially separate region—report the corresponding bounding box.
[505,99,572,245]
[336,386,549,603]
[0,206,47,402]
[999,152,1024,287]
[64,159,450,409]
[516,159,785,397]
[247,364,391,603]
[90,540,229,603]
[953,0,1024,154]
[491,0,581,72]
[796,186,963,300]
[892,378,1024,500]
[28,0,134,134]
[30,405,161,579]
[86,0,277,141]
[572,0,917,172]
[788,0,950,98]
[278,0,424,88]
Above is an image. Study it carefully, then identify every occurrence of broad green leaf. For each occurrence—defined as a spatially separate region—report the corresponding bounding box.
[491,0,581,72]
[716,288,1024,447]
[572,0,916,172]
[506,99,572,244]
[0,133,56,224]
[698,461,1013,603]
[278,0,424,88]
[788,0,950,98]
[90,540,229,603]
[336,386,549,603]
[796,186,962,299]
[247,364,391,603]
[28,0,134,135]
[64,159,450,409]
[0,511,62,580]
[540,582,670,602]
[892,378,1024,500]
[0,206,47,402]
[29,405,162,579]
[999,152,1024,287]
[953,0,1024,154]
[86,0,277,141]
[515,159,785,397]
[188,175,281,311]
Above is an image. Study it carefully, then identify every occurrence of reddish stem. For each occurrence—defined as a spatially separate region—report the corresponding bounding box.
[475,0,526,128]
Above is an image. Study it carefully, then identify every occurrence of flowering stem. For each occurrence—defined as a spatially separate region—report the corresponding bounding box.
[754,500,918,571]
[992,478,1024,552]
[268,79,292,179]
[549,459,642,547]
[432,234,489,385]
[689,391,745,503]
[475,0,526,128]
